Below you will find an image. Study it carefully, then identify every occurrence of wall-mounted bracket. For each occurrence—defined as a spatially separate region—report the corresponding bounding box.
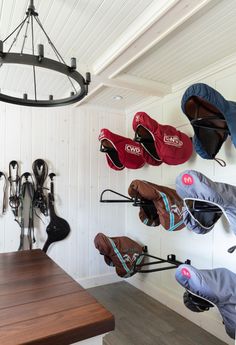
[100,188,153,207]
[133,252,191,274]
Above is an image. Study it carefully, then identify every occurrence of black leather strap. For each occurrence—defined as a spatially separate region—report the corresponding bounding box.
[32,159,48,216]
[8,160,20,219]
[18,173,36,251]
[0,172,7,215]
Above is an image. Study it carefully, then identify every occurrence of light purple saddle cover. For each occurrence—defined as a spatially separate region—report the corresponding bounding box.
[175,170,236,235]
[176,264,236,339]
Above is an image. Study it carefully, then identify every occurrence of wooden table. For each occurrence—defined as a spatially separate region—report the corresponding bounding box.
[0,249,114,345]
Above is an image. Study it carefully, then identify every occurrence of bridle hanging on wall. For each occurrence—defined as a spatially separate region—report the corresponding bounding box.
[32,159,49,216]
[8,160,21,221]
[0,172,7,215]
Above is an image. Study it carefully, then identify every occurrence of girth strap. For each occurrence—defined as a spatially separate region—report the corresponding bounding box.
[18,172,35,251]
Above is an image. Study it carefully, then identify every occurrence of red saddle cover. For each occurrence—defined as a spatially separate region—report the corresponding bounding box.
[99,128,145,170]
[133,112,193,165]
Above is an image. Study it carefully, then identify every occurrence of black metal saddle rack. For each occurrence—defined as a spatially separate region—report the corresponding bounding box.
[100,188,221,212]
[133,247,191,274]
[101,189,192,272]
[100,189,153,207]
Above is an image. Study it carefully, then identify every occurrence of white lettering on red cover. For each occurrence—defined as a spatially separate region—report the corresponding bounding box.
[164,134,183,148]
[125,144,141,156]
[98,130,105,140]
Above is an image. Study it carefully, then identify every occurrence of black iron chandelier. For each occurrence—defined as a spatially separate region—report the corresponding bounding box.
[0,0,91,107]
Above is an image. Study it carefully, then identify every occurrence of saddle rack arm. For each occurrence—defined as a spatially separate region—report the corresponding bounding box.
[100,189,153,206]
[133,253,191,274]
[100,189,133,203]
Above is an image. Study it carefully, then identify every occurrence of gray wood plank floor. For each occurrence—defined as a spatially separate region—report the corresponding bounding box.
[88,282,227,345]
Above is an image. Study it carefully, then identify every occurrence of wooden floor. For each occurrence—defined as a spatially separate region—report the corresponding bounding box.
[88,282,227,345]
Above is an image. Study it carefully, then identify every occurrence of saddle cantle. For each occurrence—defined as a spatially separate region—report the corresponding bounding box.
[181,83,236,161]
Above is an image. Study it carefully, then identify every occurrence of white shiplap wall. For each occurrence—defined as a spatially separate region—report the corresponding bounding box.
[125,64,236,345]
[0,103,125,287]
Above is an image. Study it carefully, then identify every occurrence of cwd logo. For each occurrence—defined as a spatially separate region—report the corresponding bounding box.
[98,130,105,140]
[134,114,140,122]
[125,144,141,156]
[182,174,194,185]
[164,134,183,148]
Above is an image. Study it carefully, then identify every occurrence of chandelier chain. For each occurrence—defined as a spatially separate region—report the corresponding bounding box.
[6,15,29,54]
[34,16,66,64]
[21,15,30,55]
[34,16,77,94]
[3,16,29,44]
[30,14,37,101]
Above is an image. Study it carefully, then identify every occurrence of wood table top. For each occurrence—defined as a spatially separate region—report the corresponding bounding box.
[0,249,114,345]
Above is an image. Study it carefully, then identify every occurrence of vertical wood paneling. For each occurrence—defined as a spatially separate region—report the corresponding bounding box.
[0,103,126,283]
[68,107,80,278]
[19,106,32,171]
[50,109,71,271]
[89,109,100,277]
[4,104,21,252]
[77,110,90,278]
[0,103,6,252]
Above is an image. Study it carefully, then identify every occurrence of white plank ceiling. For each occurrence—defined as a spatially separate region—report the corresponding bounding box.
[126,0,236,85]
[0,0,236,110]
[86,86,151,110]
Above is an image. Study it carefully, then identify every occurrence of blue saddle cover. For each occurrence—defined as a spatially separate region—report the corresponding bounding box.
[181,83,236,159]
[176,170,236,236]
[176,264,236,339]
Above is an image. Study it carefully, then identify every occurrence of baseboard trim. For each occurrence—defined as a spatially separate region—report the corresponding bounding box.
[76,273,123,289]
[128,275,232,344]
